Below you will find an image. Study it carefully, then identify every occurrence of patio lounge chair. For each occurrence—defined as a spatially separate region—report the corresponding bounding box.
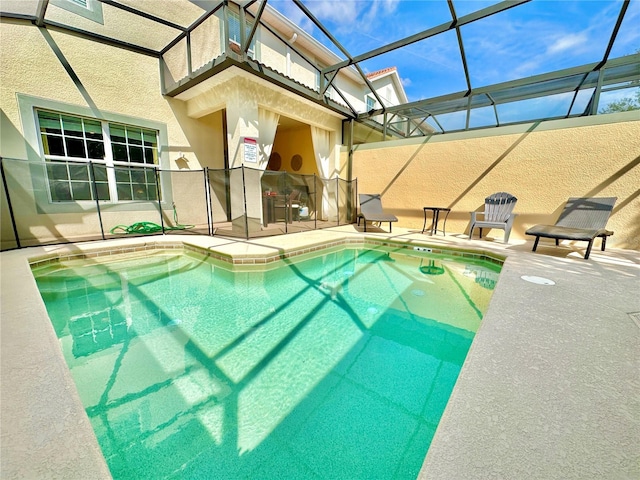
[469,192,518,243]
[358,194,398,232]
[525,197,616,260]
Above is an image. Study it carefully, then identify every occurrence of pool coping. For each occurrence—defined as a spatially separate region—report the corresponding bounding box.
[27,235,506,269]
[1,227,639,479]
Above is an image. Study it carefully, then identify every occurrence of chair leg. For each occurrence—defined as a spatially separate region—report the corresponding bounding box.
[555,238,560,246]
[532,236,540,252]
[503,226,512,244]
[469,223,475,240]
[479,227,483,239]
[584,239,594,259]
[601,235,607,251]
[389,222,392,233]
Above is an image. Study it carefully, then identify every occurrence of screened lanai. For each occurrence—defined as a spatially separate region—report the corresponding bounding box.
[2,0,638,141]
[2,3,640,480]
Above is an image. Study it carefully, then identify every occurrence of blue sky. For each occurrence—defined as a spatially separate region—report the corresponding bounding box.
[269,0,640,105]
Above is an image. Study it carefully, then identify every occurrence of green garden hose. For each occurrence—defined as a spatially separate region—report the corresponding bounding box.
[109,202,195,235]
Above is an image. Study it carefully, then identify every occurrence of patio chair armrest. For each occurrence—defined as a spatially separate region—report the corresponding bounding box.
[470,211,485,223]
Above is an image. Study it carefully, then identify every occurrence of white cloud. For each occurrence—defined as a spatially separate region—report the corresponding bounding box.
[269,1,316,33]
[546,33,589,55]
[305,1,361,25]
[401,77,412,87]
[301,0,401,31]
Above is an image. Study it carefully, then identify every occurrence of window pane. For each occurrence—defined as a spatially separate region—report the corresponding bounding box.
[69,164,90,181]
[144,148,157,164]
[92,165,108,181]
[47,163,69,181]
[131,169,145,184]
[148,185,158,201]
[51,181,72,201]
[133,184,149,200]
[87,140,105,159]
[112,143,128,162]
[84,119,103,139]
[366,97,375,110]
[71,182,92,200]
[38,112,62,134]
[115,168,131,183]
[95,183,110,200]
[42,134,65,156]
[128,128,143,145]
[65,137,86,158]
[109,124,126,143]
[61,115,83,137]
[129,146,144,163]
[142,129,157,147]
[145,169,156,183]
[117,183,133,201]
[229,11,240,43]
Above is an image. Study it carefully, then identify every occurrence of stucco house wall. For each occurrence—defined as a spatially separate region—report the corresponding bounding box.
[348,112,640,250]
[0,13,352,246]
[0,18,224,247]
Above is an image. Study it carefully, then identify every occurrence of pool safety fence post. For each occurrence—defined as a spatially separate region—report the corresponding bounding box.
[241,165,249,240]
[204,167,213,236]
[0,157,21,249]
[88,161,106,240]
[354,178,358,224]
[336,177,340,226]
[154,168,165,234]
[313,174,317,229]
[284,172,289,233]
[355,179,359,222]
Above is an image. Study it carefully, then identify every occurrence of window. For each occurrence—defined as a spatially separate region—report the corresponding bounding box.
[227,9,256,57]
[366,96,376,111]
[316,65,338,101]
[51,0,103,24]
[38,110,159,203]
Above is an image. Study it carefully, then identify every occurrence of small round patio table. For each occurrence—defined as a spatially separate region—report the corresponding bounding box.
[422,206,451,236]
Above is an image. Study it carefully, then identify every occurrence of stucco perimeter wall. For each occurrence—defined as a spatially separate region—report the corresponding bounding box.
[347,112,640,250]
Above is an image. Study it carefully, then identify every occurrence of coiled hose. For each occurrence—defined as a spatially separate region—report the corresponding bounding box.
[110,203,194,235]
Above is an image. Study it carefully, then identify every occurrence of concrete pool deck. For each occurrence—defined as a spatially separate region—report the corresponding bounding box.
[1,226,638,479]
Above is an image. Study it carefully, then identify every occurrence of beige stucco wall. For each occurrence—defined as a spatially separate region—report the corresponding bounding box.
[271,126,317,175]
[347,112,640,250]
[184,72,343,168]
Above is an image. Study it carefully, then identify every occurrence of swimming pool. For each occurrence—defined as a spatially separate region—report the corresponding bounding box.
[33,245,500,479]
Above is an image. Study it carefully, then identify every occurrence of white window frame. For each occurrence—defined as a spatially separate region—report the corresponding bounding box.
[50,0,104,24]
[18,94,171,214]
[37,109,161,204]
[316,65,337,101]
[366,96,376,111]
[226,9,256,59]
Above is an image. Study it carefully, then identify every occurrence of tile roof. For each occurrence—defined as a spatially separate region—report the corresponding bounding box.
[366,67,397,79]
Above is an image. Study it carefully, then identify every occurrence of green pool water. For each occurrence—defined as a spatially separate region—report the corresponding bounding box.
[33,246,500,479]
